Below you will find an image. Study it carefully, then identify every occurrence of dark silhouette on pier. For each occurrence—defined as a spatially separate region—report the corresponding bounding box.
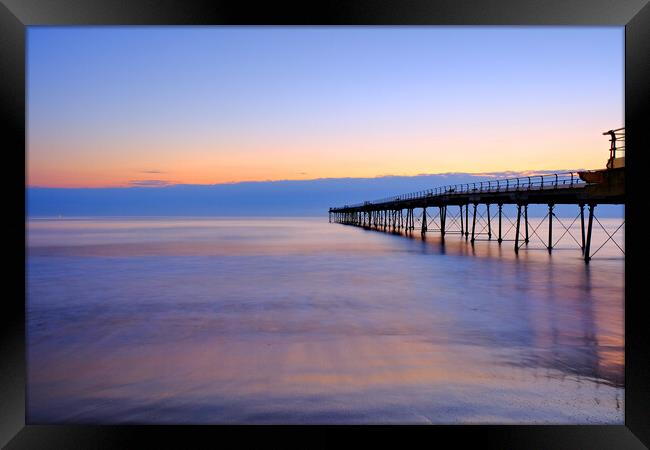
[329,129,625,263]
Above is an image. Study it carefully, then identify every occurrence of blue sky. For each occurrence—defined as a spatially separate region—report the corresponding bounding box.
[27,26,623,188]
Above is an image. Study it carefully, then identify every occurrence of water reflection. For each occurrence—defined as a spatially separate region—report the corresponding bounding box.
[27,217,624,423]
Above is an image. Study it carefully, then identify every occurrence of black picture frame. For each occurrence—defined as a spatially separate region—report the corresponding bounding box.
[2,0,648,448]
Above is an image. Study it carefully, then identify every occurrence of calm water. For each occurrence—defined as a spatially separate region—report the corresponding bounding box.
[26,216,624,424]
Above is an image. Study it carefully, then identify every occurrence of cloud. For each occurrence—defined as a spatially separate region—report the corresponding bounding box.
[128,179,173,187]
[140,170,165,174]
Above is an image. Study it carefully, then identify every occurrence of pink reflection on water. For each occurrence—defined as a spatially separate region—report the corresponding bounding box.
[27,217,624,423]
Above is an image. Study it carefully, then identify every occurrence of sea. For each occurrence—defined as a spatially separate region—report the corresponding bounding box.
[26,215,625,424]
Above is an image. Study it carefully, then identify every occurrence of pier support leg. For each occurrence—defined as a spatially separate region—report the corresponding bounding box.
[440,206,446,238]
[524,205,529,244]
[515,204,522,254]
[487,204,491,240]
[548,204,554,253]
[498,204,503,244]
[584,204,595,263]
[421,208,427,235]
[460,205,464,235]
[465,204,469,239]
[580,204,585,254]
[471,203,477,244]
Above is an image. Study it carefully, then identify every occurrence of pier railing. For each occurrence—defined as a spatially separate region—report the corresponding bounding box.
[337,171,586,210]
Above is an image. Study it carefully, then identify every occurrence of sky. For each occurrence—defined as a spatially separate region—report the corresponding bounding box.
[27,26,623,188]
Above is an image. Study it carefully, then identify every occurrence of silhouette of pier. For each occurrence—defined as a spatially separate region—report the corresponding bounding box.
[329,130,625,263]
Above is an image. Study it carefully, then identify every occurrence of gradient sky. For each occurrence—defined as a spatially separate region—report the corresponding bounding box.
[27,26,623,188]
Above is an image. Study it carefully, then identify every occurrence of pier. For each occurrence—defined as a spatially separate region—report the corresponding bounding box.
[329,130,625,263]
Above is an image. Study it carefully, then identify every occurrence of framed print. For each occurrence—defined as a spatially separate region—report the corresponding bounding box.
[2,0,649,448]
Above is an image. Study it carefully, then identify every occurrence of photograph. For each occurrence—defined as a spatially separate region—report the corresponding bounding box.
[24,25,627,425]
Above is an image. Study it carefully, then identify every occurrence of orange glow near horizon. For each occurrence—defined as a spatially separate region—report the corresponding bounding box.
[27,123,618,188]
